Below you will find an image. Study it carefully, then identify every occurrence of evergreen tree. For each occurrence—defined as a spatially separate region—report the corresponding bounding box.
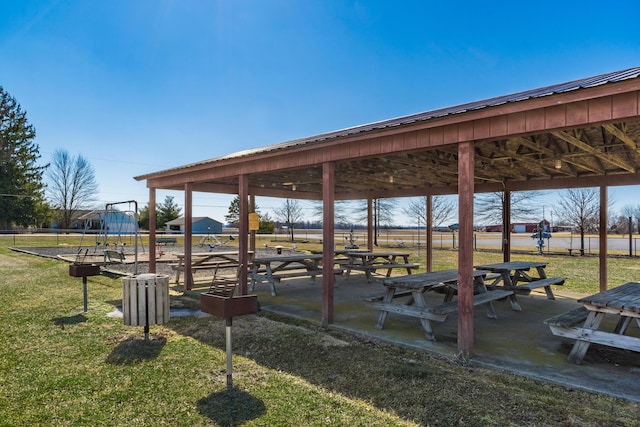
[138,204,150,230]
[224,196,260,227]
[0,87,48,229]
[156,196,182,227]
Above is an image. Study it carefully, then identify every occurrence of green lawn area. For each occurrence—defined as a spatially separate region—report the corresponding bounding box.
[2,235,640,425]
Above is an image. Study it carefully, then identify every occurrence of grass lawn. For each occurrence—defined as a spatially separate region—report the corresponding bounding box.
[2,236,640,425]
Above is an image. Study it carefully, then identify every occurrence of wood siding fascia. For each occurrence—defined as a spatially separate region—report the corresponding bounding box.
[142,89,640,193]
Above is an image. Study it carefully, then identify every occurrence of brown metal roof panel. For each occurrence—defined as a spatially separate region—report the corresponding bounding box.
[136,67,640,180]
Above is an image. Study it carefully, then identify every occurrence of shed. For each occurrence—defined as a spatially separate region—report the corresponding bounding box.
[165,216,223,234]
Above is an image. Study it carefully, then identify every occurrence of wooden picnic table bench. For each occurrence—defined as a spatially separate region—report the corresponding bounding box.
[173,251,251,286]
[545,281,640,364]
[249,254,343,296]
[156,237,178,244]
[474,261,565,311]
[345,251,419,282]
[369,269,514,341]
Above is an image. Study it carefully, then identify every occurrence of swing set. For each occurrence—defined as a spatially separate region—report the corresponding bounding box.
[198,227,235,251]
[78,200,143,274]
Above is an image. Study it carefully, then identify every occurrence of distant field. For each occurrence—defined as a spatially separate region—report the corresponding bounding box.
[5,228,638,256]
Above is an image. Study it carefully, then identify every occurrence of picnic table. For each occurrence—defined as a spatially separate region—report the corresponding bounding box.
[345,251,419,282]
[367,269,514,341]
[172,251,251,286]
[545,281,640,364]
[249,254,331,296]
[474,261,565,311]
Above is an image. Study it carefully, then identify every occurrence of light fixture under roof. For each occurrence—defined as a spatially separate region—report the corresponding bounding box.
[555,159,562,169]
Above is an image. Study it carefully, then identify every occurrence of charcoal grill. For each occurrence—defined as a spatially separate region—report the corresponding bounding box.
[68,249,101,312]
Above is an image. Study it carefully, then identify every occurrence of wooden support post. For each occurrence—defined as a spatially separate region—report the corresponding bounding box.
[367,198,373,251]
[599,185,608,292]
[184,183,193,291]
[148,187,156,273]
[457,141,475,358]
[503,184,511,263]
[322,162,335,327]
[249,195,256,255]
[239,175,249,295]
[426,194,433,272]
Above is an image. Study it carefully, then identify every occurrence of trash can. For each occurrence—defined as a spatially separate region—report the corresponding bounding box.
[122,273,170,338]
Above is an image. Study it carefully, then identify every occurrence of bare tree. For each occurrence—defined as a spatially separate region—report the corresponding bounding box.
[355,199,396,246]
[619,204,640,234]
[310,200,353,227]
[556,188,600,255]
[46,149,98,229]
[402,195,456,227]
[274,198,304,242]
[474,190,543,226]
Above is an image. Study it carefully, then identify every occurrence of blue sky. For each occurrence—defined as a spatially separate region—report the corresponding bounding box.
[3,0,640,226]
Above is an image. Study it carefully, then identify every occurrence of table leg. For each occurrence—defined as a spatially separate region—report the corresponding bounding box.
[614,316,633,334]
[411,291,436,341]
[266,265,277,297]
[503,272,522,311]
[568,311,605,364]
[248,264,258,292]
[474,277,498,319]
[375,287,395,329]
[175,266,181,285]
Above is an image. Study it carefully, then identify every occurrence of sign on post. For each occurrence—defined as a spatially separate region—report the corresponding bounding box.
[248,213,259,231]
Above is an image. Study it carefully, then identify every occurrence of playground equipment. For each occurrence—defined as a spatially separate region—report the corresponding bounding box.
[97,200,143,274]
[344,228,359,249]
[199,227,235,251]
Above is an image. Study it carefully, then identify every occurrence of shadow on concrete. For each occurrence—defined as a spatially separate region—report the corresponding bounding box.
[246,273,640,403]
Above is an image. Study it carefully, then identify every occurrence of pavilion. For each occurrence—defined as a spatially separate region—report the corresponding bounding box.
[135,67,640,357]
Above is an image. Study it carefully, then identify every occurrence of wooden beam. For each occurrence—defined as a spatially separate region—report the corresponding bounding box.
[184,183,193,291]
[148,187,156,273]
[426,194,432,272]
[552,130,636,173]
[322,162,335,326]
[603,123,639,151]
[238,175,249,295]
[600,185,608,292]
[457,141,475,358]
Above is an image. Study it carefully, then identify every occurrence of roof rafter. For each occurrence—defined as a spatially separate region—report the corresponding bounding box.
[551,130,636,173]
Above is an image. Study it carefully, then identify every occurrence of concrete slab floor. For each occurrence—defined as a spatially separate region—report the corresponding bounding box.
[253,273,640,403]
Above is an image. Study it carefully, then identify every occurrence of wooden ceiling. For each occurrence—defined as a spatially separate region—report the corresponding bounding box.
[233,120,640,200]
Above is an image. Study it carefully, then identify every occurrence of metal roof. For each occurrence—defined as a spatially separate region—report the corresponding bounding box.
[137,67,640,178]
